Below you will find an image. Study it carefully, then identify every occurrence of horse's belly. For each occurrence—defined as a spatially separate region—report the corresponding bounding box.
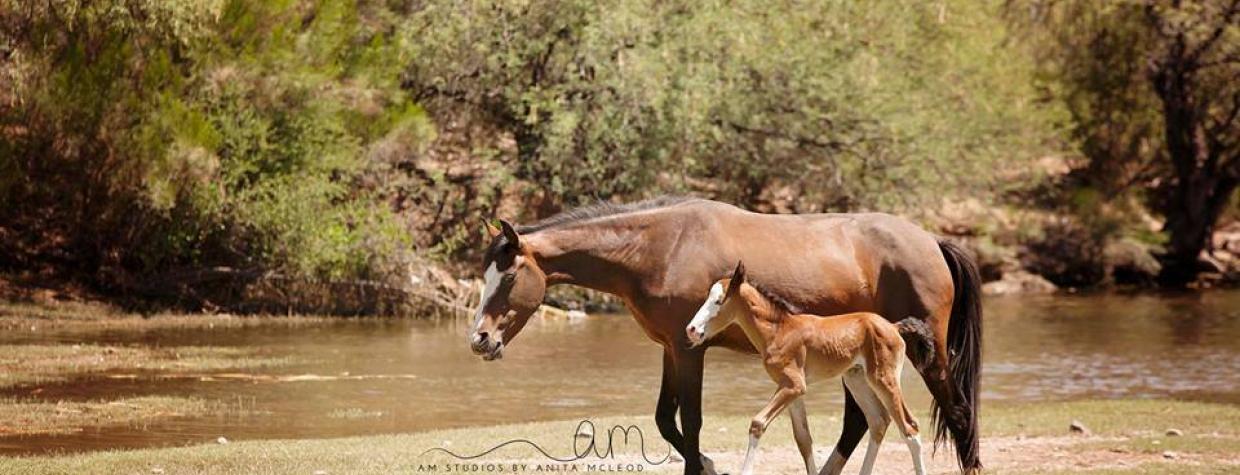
[802,352,854,385]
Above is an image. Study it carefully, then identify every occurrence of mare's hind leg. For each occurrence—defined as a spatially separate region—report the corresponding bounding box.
[842,367,889,475]
[915,335,974,468]
[788,398,817,475]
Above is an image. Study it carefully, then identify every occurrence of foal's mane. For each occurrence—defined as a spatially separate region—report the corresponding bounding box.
[745,282,803,316]
[516,196,699,234]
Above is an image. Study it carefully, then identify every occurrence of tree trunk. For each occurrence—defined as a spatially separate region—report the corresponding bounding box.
[1142,0,1240,286]
[1152,59,1237,285]
[1160,171,1237,285]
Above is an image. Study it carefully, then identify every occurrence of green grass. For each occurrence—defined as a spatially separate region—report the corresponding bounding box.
[1,400,1236,474]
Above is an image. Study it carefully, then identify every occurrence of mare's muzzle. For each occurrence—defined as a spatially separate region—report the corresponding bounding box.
[469,331,504,361]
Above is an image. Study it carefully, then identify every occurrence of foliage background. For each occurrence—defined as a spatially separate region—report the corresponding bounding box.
[1,0,1235,312]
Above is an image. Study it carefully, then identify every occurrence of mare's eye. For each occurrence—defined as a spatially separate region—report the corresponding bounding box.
[502,273,516,284]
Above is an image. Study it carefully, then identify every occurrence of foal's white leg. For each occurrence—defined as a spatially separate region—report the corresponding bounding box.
[788,398,817,475]
[906,434,926,475]
[885,359,927,475]
[742,383,804,475]
[740,431,761,475]
[843,369,889,475]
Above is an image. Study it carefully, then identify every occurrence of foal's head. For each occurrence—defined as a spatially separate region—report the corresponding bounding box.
[469,220,549,361]
[686,261,755,347]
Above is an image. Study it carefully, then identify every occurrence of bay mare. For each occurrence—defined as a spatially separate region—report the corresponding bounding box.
[468,197,982,474]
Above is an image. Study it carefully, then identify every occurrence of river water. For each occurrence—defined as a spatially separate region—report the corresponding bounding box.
[2,291,1239,455]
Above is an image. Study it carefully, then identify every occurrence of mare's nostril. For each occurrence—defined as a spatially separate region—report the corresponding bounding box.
[477,332,489,343]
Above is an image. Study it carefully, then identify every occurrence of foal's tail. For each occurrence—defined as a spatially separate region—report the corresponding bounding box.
[936,239,983,472]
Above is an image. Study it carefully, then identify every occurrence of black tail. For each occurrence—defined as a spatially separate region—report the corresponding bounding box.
[935,239,983,472]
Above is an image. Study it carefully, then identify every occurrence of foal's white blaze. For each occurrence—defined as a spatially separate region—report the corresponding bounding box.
[686,282,725,344]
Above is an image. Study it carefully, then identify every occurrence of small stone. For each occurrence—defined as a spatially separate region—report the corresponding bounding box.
[1152,439,1161,445]
[1069,420,1090,435]
[1166,428,1183,437]
[151,469,165,474]
[313,471,328,475]
[1162,450,1177,459]
[717,427,728,432]
[216,436,229,445]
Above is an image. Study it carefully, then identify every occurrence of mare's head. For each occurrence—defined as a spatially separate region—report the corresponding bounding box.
[468,220,548,361]
[685,261,750,347]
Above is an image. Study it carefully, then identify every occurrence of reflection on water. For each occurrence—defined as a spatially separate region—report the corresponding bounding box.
[2,291,1239,455]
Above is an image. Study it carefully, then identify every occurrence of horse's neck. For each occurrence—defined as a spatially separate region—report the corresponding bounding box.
[736,299,782,352]
[526,220,654,299]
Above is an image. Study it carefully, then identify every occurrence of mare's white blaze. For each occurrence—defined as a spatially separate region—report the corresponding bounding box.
[687,282,725,338]
[473,261,501,333]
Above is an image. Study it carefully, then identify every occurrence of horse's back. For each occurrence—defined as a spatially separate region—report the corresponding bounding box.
[688,202,952,322]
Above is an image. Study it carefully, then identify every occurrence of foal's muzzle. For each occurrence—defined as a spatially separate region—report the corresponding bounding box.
[686,325,706,348]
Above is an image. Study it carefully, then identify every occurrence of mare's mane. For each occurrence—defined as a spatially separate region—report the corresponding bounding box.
[516,196,698,234]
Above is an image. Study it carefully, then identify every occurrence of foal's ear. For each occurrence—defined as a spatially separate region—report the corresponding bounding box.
[484,219,501,239]
[498,219,521,249]
[726,261,746,296]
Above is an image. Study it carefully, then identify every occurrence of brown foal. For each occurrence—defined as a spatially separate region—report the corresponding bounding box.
[687,262,927,475]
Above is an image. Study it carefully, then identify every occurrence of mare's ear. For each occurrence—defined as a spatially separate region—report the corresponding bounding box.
[726,261,746,296]
[498,219,521,249]
[484,219,501,239]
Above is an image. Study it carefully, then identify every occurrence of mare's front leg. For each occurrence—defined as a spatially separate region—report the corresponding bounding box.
[655,349,685,455]
[788,398,817,475]
[674,346,716,475]
[741,366,807,475]
[659,348,718,474]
